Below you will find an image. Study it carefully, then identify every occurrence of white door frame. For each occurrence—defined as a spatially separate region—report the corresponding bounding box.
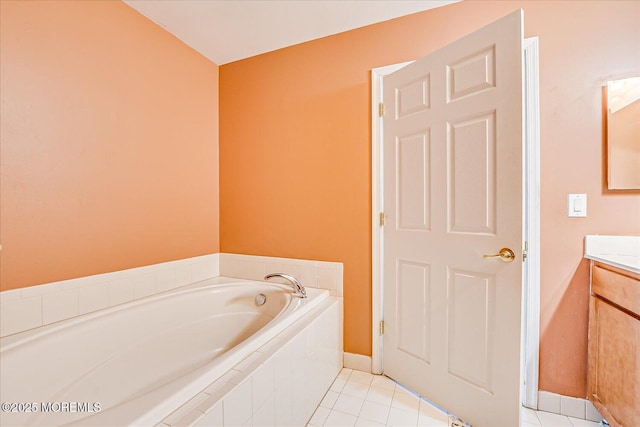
[370,38,540,409]
[521,37,540,409]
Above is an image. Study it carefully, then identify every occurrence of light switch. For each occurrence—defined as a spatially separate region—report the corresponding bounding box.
[568,194,587,217]
[573,198,582,212]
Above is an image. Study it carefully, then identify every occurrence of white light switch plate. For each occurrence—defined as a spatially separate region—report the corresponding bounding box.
[568,194,587,217]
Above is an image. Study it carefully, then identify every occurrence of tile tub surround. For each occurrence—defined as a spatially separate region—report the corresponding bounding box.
[309,369,604,427]
[0,254,220,337]
[158,297,343,427]
[219,253,344,297]
[0,253,343,337]
[584,235,640,274]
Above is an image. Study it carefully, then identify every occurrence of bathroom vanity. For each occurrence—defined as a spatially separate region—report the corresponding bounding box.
[585,236,640,427]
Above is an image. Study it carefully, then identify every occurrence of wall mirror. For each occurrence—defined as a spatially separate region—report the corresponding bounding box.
[606,76,640,190]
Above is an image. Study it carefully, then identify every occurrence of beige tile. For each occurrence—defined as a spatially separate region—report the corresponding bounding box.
[371,375,396,391]
[338,368,353,379]
[252,359,275,409]
[418,412,449,427]
[536,410,573,427]
[356,417,385,426]
[222,379,252,426]
[419,400,448,424]
[538,391,561,414]
[341,380,370,400]
[567,417,602,427]
[521,407,541,425]
[585,401,602,422]
[0,295,42,336]
[203,369,240,394]
[392,388,420,412]
[42,287,78,324]
[164,393,209,426]
[365,386,394,407]
[78,281,109,315]
[309,406,331,427]
[330,377,347,393]
[156,267,178,293]
[172,409,204,427]
[348,370,374,386]
[0,288,22,304]
[320,390,340,409]
[194,402,222,426]
[324,410,357,427]
[333,394,364,417]
[253,397,275,427]
[299,263,318,288]
[175,263,193,287]
[21,281,60,298]
[387,406,419,427]
[133,273,157,300]
[560,395,586,419]
[234,352,263,372]
[358,400,390,424]
[108,277,134,306]
[317,266,338,295]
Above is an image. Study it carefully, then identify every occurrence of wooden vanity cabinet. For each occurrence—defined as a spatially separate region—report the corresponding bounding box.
[587,262,640,427]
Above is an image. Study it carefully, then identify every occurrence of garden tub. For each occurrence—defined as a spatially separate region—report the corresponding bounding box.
[0,276,330,426]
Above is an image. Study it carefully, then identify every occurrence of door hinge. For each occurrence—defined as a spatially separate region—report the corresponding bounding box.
[379,212,385,226]
[380,320,385,335]
[523,241,528,261]
[378,102,385,117]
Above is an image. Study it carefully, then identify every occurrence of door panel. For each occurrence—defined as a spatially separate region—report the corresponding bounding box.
[447,268,495,393]
[447,46,496,101]
[397,132,431,231]
[382,10,524,427]
[397,260,431,362]
[396,74,431,116]
[448,112,496,234]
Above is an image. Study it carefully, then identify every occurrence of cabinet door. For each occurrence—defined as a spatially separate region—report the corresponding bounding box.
[588,296,640,426]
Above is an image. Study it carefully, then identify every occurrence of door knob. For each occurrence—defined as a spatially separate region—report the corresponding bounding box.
[483,248,515,263]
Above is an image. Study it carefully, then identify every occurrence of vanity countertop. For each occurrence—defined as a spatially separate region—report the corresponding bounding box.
[584,235,640,274]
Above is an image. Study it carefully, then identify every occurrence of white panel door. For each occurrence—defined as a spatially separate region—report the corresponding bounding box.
[383,10,524,427]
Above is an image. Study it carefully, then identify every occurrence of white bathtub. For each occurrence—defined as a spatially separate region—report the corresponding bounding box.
[0,277,333,426]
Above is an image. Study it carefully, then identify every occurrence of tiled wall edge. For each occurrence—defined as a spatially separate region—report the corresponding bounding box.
[219,253,344,297]
[1,252,343,338]
[343,352,372,373]
[537,390,603,422]
[0,254,220,337]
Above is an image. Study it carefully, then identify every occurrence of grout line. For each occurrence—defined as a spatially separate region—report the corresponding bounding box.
[317,368,603,427]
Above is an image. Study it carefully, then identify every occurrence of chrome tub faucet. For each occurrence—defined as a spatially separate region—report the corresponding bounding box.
[264,273,307,298]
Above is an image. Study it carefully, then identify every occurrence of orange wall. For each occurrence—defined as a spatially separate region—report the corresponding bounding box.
[0,0,219,290]
[220,0,640,398]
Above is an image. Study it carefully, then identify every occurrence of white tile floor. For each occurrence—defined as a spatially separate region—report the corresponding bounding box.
[308,368,603,427]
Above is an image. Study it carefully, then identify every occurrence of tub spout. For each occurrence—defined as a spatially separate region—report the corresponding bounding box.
[264,273,307,298]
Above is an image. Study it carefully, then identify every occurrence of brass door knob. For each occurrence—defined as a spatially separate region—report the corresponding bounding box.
[483,248,515,263]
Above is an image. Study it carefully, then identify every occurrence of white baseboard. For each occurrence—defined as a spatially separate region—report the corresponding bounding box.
[343,352,372,373]
[536,391,602,422]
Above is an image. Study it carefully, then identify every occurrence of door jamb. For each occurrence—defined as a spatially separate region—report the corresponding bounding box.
[521,37,541,409]
[371,61,412,375]
[370,39,540,408]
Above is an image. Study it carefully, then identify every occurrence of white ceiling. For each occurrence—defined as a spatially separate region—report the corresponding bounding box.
[123,0,459,65]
